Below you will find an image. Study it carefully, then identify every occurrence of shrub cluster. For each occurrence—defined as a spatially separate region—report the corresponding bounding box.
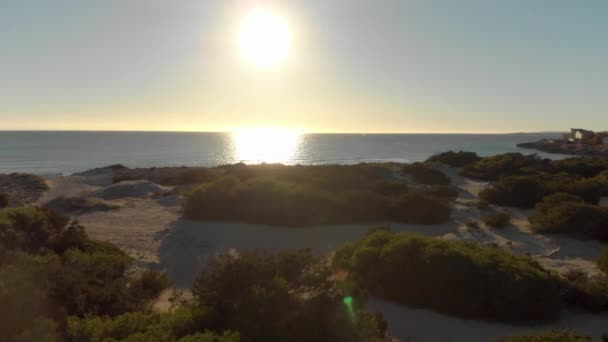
[183,170,451,226]
[462,153,550,181]
[479,174,603,209]
[0,192,8,208]
[0,207,169,341]
[2,208,387,341]
[333,228,562,323]
[600,246,608,274]
[561,269,608,313]
[426,151,481,167]
[401,162,451,185]
[495,330,594,342]
[530,193,608,241]
[482,211,511,228]
[192,250,386,342]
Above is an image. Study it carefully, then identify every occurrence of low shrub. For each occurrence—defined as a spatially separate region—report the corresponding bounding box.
[424,185,459,200]
[193,250,386,342]
[183,174,450,226]
[599,246,608,274]
[479,174,603,209]
[561,270,608,312]
[480,176,545,208]
[0,207,169,340]
[530,193,608,241]
[495,329,593,342]
[389,193,450,224]
[482,211,511,228]
[334,229,562,323]
[0,192,8,208]
[426,151,481,167]
[462,153,549,181]
[402,163,451,185]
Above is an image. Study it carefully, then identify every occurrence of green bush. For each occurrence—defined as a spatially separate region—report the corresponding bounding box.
[561,270,608,312]
[426,151,481,167]
[0,192,8,208]
[402,162,451,185]
[552,157,608,178]
[66,307,228,342]
[479,174,603,209]
[530,193,608,241]
[482,211,511,228]
[462,153,549,181]
[599,246,608,274]
[193,250,386,342]
[389,193,451,224]
[333,229,562,323]
[0,207,170,340]
[480,176,545,208]
[183,172,450,226]
[495,330,593,342]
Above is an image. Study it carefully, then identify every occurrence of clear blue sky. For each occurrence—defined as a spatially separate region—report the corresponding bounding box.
[1,0,607,132]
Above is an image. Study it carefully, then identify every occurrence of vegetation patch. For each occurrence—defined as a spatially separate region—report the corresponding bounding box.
[561,270,608,313]
[426,151,481,167]
[599,246,608,274]
[0,207,169,341]
[495,330,593,342]
[333,228,562,323]
[530,193,608,241]
[479,174,603,209]
[183,164,452,226]
[482,211,511,228]
[402,162,451,185]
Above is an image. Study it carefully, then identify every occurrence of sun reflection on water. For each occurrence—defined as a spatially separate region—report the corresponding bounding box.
[232,127,301,164]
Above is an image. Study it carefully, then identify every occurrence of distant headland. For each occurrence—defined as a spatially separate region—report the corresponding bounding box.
[518,128,608,156]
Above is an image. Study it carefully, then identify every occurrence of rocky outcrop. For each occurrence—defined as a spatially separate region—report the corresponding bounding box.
[518,139,608,156]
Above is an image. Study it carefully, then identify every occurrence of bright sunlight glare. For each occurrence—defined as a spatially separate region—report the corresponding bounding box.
[239,9,292,68]
[232,127,301,164]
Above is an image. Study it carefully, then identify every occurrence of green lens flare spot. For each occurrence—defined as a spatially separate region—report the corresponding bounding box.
[343,296,353,305]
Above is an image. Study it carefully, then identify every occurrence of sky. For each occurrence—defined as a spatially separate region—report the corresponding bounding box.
[1,0,607,133]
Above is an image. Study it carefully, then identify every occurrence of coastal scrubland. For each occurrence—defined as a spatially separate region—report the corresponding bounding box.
[333,228,562,323]
[182,164,452,226]
[429,151,608,241]
[0,206,386,341]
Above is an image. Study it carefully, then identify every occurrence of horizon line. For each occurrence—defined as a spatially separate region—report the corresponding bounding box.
[0,129,567,135]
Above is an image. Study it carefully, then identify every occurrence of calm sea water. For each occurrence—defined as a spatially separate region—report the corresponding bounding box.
[0,131,565,175]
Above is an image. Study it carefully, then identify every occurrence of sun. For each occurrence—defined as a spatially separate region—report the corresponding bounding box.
[239,9,292,68]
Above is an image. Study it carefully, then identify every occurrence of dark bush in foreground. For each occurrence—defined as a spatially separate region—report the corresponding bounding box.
[561,270,608,312]
[426,151,481,167]
[193,250,386,342]
[0,207,169,340]
[0,192,8,208]
[402,162,451,185]
[334,229,562,323]
[482,211,511,228]
[183,174,450,226]
[495,330,593,342]
[67,308,239,342]
[600,246,608,274]
[530,193,608,241]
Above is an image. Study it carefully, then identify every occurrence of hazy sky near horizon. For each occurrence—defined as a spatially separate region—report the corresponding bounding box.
[1,0,607,133]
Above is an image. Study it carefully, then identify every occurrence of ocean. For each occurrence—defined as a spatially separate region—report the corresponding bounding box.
[0,131,565,175]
